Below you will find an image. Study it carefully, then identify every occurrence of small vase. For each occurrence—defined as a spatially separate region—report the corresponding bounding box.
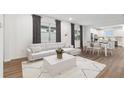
[57,53,62,59]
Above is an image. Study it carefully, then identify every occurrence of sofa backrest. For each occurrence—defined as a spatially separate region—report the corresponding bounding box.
[29,42,66,53]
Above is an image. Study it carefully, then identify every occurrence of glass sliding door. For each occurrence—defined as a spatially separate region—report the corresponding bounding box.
[41,25,49,43]
[50,27,56,43]
[41,16,56,43]
[41,24,56,43]
[75,25,80,48]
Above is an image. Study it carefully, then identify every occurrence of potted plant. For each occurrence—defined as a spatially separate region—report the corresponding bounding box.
[56,48,64,59]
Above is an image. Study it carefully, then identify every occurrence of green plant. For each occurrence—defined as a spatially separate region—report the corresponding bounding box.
[56,48,64,54]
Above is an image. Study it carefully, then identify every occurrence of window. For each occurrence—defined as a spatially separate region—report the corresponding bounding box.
[50,27,56,42]
[41,25,49,43]
[41,17,56,43]
[104,31,113,37]
[75,25,80,48]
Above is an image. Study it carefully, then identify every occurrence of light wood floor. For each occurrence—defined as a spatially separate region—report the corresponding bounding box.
[4,59,23,78]
[4,47,124,78]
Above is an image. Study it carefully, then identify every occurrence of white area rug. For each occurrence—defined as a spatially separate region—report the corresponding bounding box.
[22,56,106,78]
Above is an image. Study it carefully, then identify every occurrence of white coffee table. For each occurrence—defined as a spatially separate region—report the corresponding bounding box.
[44,53,76,76]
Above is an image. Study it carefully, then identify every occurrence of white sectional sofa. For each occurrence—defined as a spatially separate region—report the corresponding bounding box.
[27,42,81,61]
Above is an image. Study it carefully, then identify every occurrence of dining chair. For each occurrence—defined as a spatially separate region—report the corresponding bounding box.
[107,41,115,55]
[92,42,101,55]
[85,41,93,54]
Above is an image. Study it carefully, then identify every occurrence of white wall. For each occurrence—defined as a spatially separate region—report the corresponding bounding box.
[83,26,91,46]
[61,21,71,46]
[0,15,3,77]
[4,14,32,62]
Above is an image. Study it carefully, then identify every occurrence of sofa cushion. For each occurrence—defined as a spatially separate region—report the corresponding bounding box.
[29,46,42,53]
[29,43,46,52]
[63,48,75,53]
[63,48,81,55]
[31,49,56,58]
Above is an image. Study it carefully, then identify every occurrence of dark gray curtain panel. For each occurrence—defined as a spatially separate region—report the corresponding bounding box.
[56,20,61,42]
[71,23,75,48]
[80,25,83,48]
[32,15,41,43]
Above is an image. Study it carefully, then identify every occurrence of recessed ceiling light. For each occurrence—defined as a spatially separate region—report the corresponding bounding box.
[69,17,72,21]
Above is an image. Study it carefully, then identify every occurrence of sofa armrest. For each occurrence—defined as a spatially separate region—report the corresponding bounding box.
[27,48,32,54]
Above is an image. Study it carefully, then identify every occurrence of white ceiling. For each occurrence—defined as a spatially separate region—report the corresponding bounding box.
[44,14,124,27]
